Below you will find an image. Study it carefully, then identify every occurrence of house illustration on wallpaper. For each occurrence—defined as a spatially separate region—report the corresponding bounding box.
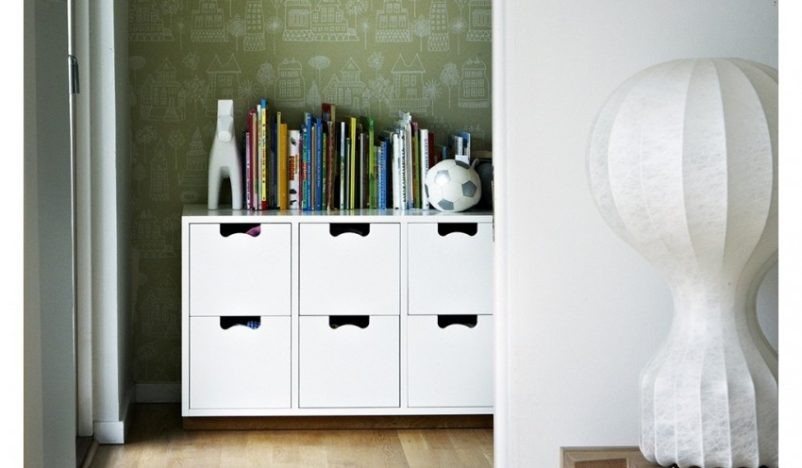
[191,0,227,43]
[150,147,169,202]
[243,0,266,52]
[466,0,491,42]
[129,0,174,42]
[391,54,427,115]
[139,58,186,122]
[133,210,178,259]
[458,57,490,108]
[428,0,449,51]
[206,55,242,99]
[278,58,306,107]
[178,128,207,203]
[375,0,412,43]
[283,0,358,42]
[139,275,180,338]
[324,58,369,113]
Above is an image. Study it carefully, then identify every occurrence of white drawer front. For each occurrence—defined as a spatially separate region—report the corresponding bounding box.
[408,222,493,316]
[189,223,291,317]
[189,316,291,410]
[299,223,400,316]
[299,316,399,408]
[408,315,493,408]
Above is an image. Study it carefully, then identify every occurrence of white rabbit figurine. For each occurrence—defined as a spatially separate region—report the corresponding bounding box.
[207,99,243,210]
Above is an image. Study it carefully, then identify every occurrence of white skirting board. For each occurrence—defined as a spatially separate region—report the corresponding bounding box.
[93,387,133,444]
[135,383,181,403]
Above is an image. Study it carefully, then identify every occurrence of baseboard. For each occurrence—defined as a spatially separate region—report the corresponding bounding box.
[135,382,181,403]
[183,414,494,430]
[93,386,134,444]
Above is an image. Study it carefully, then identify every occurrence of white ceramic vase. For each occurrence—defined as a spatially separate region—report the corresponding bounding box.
[587,58,777,468]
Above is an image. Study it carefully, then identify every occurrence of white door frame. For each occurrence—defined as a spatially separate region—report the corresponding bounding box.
[492,0,508,466]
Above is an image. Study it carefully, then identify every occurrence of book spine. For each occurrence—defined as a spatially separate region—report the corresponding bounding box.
[250,109,258,209]
[278,123,288,210]
[326,121,335,210]
[302,124,310,211]
[377,143,385,209]
[349,117,357,210]
[245,110,254,210]
[288,130,300,210]
[420,129,430,209]
[339,122,346,210]
[259,102,268,210]
[457,131,471,160]
[269,112,277,207]
[393,132,402,210]
[411,121,419,209]
[316,118,323,211]
[359,132,365,208]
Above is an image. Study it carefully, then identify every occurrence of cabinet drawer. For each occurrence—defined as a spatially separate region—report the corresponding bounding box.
[189,223,291,317]
[299,223,400,316]
[189,316,291,410]
[299,315,399,408]
[408,315,493,408]
[408,222,492,316]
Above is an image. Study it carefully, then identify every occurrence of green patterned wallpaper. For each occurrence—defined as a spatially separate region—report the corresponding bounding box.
[129,0,492,383]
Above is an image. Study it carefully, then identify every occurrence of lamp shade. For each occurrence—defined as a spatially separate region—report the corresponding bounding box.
[587,59,777,468]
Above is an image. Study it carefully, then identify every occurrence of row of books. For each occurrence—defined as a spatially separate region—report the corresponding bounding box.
[242,100,471,211]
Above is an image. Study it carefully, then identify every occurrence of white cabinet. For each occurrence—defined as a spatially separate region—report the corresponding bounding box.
[182,208,493,417]
[299,316,399,408]
[300,223,400,316]
[407,315,494,407]
[189,316,291,409]
[189,223,291,317]
[408,222,493,316]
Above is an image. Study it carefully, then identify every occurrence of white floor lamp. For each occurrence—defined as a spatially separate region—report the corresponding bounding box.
[587,58,777,468]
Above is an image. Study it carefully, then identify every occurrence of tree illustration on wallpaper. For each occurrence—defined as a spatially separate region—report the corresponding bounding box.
[308,55,332,88]
[412,16,432,52]
[227,14,246,52]
[440,62,460,109]
[423,79,442,116]
[257,62,276,96]
[168,129,185,170]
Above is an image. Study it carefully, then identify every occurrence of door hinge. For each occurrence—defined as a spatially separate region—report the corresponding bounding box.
[68,54,79,94]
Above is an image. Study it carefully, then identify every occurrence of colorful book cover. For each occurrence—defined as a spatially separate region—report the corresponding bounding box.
[310,118,316,210]
[269,111,278,208]
[278,122,288,210]
[288,129,300,210]
[345,136,352,209]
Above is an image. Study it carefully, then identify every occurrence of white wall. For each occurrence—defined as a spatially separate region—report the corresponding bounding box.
[24,0,76,466]
[495,1,777,465]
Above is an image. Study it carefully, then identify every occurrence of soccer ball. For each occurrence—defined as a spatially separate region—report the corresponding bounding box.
[424,159,482,212]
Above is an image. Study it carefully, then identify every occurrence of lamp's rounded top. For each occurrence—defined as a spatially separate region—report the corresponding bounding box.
[586,58,777,283]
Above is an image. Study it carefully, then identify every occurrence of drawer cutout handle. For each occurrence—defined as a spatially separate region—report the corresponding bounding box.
[329,315,370,329]
[220,316,261,330]
[220,223,261,237]
[438,315,478,329]
[437,223,477,237]
[329,223,370,237]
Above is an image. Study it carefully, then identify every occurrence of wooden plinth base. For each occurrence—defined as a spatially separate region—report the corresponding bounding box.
[183,415,493,431]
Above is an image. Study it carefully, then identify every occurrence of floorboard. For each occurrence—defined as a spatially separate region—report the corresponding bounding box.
[90,404,493,467]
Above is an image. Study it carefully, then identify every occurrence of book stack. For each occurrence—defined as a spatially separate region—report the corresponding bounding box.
[242,101,474,211]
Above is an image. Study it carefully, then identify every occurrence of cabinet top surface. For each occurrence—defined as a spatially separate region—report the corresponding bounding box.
[182,205,493,221]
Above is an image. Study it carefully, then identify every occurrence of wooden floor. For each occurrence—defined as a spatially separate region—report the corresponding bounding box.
[90,404,493,467]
